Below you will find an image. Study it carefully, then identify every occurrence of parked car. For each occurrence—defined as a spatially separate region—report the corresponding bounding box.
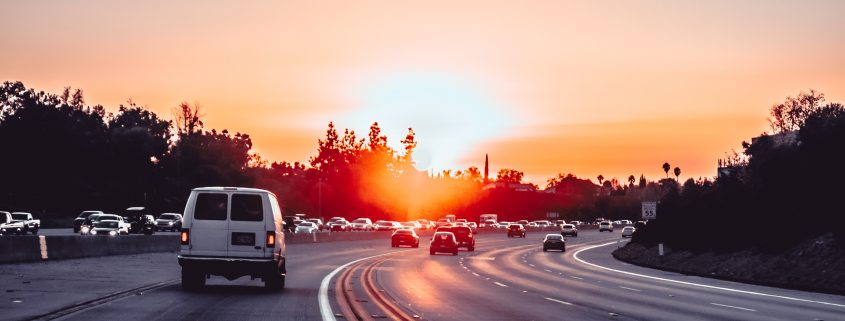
[599,221,614,232]
[391,229,420,248]
[542,234,566,252]
[10,212,40,234]
[350,218,374,231]
[507,224,526,238]
[155,213,183,232]
[429,232,458,255]
[73,210,103,233]
[125,207,155,235]
[561,224,578,237]
[178,187,286,291]
[436,226,475,251]
[0,211,25,235]
[295,222,319,234]
[89,220,121,236]
[622,226,636,238]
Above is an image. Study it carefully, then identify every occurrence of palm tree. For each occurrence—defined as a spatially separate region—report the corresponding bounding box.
[662,162,670,178]
[597,174,604,185]
[673,167,681,181]
[627,175,636,187]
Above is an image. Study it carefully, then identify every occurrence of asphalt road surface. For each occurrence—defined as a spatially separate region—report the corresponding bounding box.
[5,230,844,321]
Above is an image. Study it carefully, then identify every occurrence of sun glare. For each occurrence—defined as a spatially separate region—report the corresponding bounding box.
[344,71,510,172]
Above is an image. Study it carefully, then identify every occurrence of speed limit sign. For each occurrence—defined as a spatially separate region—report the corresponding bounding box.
[642,201,657,220]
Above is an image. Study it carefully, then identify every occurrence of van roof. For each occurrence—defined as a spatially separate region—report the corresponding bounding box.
[192,187,273,194]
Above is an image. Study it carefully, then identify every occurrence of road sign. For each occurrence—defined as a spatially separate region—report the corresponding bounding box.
[641,201,657,220]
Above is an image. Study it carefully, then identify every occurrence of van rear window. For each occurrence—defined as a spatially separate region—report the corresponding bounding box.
[195,193,228,220]
[231,194,263,221]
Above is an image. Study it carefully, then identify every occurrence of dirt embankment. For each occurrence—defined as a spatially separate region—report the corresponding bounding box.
[613,233,845,295]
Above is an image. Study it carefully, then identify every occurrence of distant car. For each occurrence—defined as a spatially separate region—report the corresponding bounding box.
[542,234,566,252]
[554,220,566,226]
[429,232,459,255]
[125,207,155,235]
[350,218,374,231]
[295,222,318,234]
[307,218,327,231]
[456,219,467,223]
[155,213,183,232]
[561,224,578,237]
[328,217,346,224]
[508,224,526,238]
[517,220,529,226]
[79,214,105,235]
[401,221,422,230]
[622,226,636,238]
[599,221,614,232]
[619,220,633,225]
[330,220,350,232]
[434,218,452,228]
[480,220,496,228]
[569,220,582,226]
[436,226,475,251]
[391,229,420,248]
[73,210,103,233]
[0,211,25,235]
[496,221,511,229]
[527,222,539,228]
[374,220,399,231]
[534,220,551,228]
[89,220,121,236]
[416,219,432,229]
[96,214,130,234]
[11,212,40,234]
[453,221,467,227]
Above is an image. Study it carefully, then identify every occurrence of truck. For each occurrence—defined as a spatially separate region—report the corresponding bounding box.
[0,211,25,235]
[11,212,40,234]
[479,214,498,224]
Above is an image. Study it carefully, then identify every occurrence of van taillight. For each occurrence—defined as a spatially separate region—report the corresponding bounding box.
[266,231,275,247]
[180,229,189,245]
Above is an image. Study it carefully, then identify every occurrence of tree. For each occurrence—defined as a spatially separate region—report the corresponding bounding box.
[769,89,825,133]
[173,101,203,135]
[628,175,636,187]
[673,167,681,181]
[662,162,670,178]
[597,174,604,185]
[310,122,342,175]
[496,169,524,184]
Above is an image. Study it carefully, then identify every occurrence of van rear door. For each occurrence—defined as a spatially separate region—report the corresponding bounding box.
[227,193,268,258]
[188,192,229,257]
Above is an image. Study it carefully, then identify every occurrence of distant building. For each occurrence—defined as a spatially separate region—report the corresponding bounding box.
[750,131,798,148]
[717,131,797,178]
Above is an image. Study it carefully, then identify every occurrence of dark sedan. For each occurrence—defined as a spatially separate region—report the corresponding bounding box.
[391,229,420,248]
[542,234,566,252]
[430,232,458,255]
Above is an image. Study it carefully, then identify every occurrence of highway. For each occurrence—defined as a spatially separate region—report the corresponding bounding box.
[4,230,844,321]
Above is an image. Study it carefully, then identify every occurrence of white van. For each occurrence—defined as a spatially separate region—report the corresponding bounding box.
[178,187,286,291]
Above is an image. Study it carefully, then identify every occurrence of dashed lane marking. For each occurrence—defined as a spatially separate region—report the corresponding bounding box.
[710,303,757,312]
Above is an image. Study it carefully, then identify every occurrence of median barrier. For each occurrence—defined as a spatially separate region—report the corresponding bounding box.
[0,236,42,263]
[44,235,179,260]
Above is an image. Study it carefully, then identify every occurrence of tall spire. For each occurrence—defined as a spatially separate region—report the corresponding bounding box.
[484,153,489,184]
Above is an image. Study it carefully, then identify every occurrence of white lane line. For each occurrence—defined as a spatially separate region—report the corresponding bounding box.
[319,250,407,321]
[528,264,535,267]
[472,272,480,277]
[570,276,583,280]
[573,242,845,309]
[619,286,641,292]
[545,297,574,306]
[710,303,757,312]
[544,269,553,273]
[494,282,509,287]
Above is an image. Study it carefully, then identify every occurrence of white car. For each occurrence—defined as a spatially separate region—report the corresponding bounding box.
[622,226,636,238]
[94,214,130,235]
[599,221,614,232]
[178,187,286,291]
[561,224,578,237]
[496,221,511,229]
[434,218,452,228]
[350,218,374,231]
[479,220,496,228]
[401,221,422,230]
[295,222,319,234]
[89,220,121,236]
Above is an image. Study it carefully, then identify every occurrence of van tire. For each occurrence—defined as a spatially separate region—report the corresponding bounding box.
[181,268,205,291]
[264,272,285,291]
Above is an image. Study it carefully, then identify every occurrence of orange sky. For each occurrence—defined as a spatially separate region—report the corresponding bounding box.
[2,1,845,184]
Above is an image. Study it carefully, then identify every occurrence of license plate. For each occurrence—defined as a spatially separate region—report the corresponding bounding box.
[231,232,255,246]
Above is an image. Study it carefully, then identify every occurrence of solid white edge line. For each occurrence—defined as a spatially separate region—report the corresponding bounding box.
[494,282,509,287]
[573,242,845,309]
[319,250,406,321]
[545,297,574,305]
[710,303,757,312]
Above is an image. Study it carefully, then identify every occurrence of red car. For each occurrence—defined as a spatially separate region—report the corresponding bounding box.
[391,229,420,248]
[430,232,459,255]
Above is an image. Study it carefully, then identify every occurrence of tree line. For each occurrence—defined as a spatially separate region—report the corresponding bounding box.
[0,81,682,225]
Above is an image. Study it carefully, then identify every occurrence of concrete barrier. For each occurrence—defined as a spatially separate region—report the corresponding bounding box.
[0,236,42,263]
[44,235,179,260]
